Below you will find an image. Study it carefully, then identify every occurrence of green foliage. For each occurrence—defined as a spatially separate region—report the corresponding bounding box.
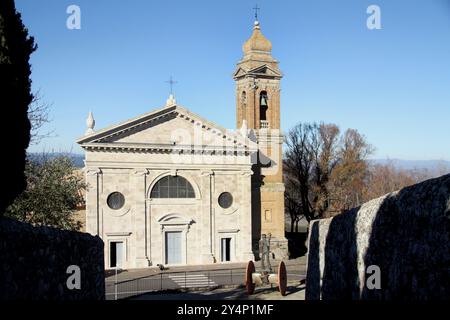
[5,155,86,231]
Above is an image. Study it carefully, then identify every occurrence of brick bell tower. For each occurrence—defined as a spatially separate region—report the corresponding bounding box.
[234,18,288,260]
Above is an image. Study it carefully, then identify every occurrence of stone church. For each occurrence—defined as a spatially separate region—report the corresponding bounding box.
[77,19,288,269]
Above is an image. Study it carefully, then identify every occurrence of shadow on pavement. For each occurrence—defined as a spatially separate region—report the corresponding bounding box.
[130,282,305,300]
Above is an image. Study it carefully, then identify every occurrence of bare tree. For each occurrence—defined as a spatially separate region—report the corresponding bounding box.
[28,89,53,145]
[362,161,416,201]
[362,160,449,202]
[286,191,301,232]
[284,123,374,232]
[284,123,317,226]
[284,122,447,233]
[284,123,341,227]
[329,129,374,211]
[310,124,340,216]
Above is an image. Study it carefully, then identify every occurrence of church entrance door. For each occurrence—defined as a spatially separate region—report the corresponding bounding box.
[110,241,124,268]
[165,231,182,264]
[221,237,232,262]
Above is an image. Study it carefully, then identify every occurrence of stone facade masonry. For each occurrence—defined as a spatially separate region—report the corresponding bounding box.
[81,109,256,269]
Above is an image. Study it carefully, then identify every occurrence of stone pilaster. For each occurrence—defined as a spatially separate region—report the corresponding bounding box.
[132,169,151,268]
[240,170,256,261]
[85,168,102,236]
[200,170,215,264]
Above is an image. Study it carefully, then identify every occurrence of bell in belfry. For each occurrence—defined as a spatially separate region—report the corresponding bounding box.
[260,94,268,107]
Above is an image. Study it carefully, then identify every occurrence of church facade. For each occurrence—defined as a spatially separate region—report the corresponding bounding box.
[77,19,288,269]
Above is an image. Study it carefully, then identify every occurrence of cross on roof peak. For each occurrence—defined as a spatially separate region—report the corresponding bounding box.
[165,76,177,95]
[253,4,260,21]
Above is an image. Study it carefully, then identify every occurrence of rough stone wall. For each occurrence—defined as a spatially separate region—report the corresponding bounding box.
[306,174,450,300]
[0,217,105,300]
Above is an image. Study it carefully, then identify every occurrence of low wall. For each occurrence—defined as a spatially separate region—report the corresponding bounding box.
[306,174,450,300]
[0,217,105,300]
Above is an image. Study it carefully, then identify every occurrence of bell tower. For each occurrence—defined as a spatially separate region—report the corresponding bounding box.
[234,18,288,259]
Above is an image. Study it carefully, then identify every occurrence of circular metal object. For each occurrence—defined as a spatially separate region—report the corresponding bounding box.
[278,261,287,296]
[245,261,256,295]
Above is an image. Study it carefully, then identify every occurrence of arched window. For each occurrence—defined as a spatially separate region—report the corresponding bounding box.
[259,91,268,121]
[151,175,195,198]
[240,91,247,122]
[241,91,247,110]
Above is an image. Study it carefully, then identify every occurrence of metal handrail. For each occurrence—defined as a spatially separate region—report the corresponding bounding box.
[106,264,303,300]
[107,266,247,285]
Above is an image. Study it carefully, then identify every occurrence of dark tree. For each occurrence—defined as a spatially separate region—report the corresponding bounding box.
[284,123,319,225]
[284,123,340,226]
[0,0,36,214]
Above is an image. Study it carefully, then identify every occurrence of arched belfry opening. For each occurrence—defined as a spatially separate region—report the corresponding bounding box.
[259,91,268,127]
[241,91,247,120]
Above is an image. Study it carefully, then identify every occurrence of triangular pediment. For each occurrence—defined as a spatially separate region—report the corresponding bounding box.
[248,64,282,77]
[77,104,257,152]
[233,67,248,78]
[233,64,282,79]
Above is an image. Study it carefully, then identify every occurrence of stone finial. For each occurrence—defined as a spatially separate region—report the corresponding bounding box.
[85,111,95,135]
[166,94,177,107]
[240,119,249,137]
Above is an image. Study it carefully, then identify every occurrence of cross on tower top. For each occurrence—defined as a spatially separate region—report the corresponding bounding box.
[253,4,260,21]
[165,76,177,95]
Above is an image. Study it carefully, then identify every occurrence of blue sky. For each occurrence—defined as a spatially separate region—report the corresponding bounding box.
[16,0,450,160]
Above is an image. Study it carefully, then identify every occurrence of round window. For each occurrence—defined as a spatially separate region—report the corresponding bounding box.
[107,192,125,210]
[218,192,233,209]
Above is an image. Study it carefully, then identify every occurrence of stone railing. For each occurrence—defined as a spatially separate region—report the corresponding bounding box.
[260,120,269,129]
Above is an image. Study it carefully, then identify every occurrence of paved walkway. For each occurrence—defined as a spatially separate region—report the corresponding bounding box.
[106,256,307,282]
[106,257,307,300]
[131,281,305,300]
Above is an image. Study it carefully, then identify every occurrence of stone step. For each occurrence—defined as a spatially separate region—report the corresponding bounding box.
[168,274,218,288]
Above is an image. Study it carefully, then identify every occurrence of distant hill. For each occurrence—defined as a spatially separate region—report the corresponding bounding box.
[370,159,450,174]
[27,153,450,173]
[27,152,85,168]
